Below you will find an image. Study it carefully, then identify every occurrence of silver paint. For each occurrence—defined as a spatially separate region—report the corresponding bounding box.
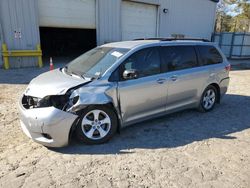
[18,99,78,147]
[25,69,91,98]
[18,40,230,147]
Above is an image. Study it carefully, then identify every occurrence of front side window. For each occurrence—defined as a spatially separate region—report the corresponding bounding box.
[122,47,161,78]
[65,47,129,79]
[198,46,223,65]
[161,46,198,71]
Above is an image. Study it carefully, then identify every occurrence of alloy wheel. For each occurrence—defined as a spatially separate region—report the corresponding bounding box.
[81,110,111,140]
[202,89,216,110]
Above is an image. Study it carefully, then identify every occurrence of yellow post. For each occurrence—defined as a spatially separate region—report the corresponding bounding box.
[37,44,43,68]
[2,43,9,69]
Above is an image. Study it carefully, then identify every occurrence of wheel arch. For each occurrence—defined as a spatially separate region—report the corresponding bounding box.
[68,102,121,143]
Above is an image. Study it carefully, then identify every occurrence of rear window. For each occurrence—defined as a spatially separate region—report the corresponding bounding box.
[198,46,223,65]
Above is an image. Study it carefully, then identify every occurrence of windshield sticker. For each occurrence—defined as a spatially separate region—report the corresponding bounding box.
[111,51,123,58]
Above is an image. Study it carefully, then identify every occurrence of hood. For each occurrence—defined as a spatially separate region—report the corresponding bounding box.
[24,69,90,98]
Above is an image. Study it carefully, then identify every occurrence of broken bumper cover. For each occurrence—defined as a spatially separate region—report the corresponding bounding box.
[18,98,78,147]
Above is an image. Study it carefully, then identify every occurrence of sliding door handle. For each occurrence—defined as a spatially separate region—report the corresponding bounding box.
[170,75,178,81]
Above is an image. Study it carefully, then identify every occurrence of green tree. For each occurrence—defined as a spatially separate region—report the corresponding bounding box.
[215,0,250,32]
[236,0,250,31]
[215,0,235,32]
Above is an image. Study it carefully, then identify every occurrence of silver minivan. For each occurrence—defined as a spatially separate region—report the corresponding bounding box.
[18,39,230,147]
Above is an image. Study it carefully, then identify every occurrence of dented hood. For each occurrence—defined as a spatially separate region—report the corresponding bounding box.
[24,69,90,98]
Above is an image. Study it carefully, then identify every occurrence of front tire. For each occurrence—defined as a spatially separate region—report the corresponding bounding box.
[198,85,217,112]
[75,105,118,144]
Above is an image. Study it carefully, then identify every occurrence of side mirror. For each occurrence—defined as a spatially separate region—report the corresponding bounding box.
[123,69,138,80]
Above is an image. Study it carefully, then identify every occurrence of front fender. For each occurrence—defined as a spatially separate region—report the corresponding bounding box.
[69,82,122,123]
[69,82,123,131]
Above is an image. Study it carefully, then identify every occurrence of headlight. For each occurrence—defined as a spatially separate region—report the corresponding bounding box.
[37,96,51,107]
[37,95,69,110]
[23,94,75,111]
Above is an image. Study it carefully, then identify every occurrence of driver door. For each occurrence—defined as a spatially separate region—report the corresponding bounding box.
[117,47,168,125]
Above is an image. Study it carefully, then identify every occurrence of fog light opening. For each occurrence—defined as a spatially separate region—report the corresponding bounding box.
[42,133,52,140]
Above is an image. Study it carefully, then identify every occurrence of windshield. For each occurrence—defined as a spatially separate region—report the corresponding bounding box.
[65,47,129,78]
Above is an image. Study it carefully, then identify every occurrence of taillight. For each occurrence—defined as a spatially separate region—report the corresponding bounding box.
[225,64,231,71]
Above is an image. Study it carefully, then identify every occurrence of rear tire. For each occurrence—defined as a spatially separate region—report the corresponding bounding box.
[198,85,218,112]
[75,105,118,144]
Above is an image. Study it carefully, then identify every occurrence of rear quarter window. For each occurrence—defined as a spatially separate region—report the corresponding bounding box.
[197,45,223,66]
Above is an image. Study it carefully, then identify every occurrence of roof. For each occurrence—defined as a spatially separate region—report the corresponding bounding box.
[101,38,213,49]
[101,40,159,49]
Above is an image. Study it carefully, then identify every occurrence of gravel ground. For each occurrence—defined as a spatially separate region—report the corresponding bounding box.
[0,65,250,188]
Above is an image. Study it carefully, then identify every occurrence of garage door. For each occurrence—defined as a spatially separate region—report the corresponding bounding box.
[38,0,96,29]
[121,1,158,40]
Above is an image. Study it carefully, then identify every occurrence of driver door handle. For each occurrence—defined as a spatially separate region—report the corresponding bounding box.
[157,78,166,84]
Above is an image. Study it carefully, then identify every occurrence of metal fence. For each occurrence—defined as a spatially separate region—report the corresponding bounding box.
[212,32,250,59]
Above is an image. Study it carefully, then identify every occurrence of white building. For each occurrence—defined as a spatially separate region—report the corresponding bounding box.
[0,0,219,68]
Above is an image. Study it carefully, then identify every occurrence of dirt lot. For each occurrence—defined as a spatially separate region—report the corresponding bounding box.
[0,66,250,188]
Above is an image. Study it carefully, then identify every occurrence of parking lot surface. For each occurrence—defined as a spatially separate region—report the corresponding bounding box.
[0,66,250,188]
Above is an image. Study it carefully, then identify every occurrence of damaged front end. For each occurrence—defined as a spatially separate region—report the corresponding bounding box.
[18,69,120,147]
[21,93,78,113]
[22,95,69,110]
[18,86,87,147]
[21,80,90,114]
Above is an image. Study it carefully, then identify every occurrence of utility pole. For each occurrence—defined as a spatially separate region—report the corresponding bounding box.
[220,15,223,32]
[0,17,3,67]
[0,1,3,68]
[248,19,250,32]
[234,19,237,32]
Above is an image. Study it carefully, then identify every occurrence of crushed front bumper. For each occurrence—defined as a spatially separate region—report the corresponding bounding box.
[18,97,78,147]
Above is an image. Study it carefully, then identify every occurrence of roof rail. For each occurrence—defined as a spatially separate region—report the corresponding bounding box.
[133,38,167,41]
[133,37,210,42]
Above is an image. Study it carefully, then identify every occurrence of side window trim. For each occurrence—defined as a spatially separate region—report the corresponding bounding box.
[194,45,203,67]
[108,66,120,82]
[159,46,168,73]
[191,46,200,68]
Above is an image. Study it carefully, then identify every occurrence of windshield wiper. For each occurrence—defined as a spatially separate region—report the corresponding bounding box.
[81,73,97,81]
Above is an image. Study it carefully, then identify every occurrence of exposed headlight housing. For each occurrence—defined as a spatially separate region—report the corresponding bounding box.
[22,95,69,110]
[22,89,81,112]
[38,95,69,110]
